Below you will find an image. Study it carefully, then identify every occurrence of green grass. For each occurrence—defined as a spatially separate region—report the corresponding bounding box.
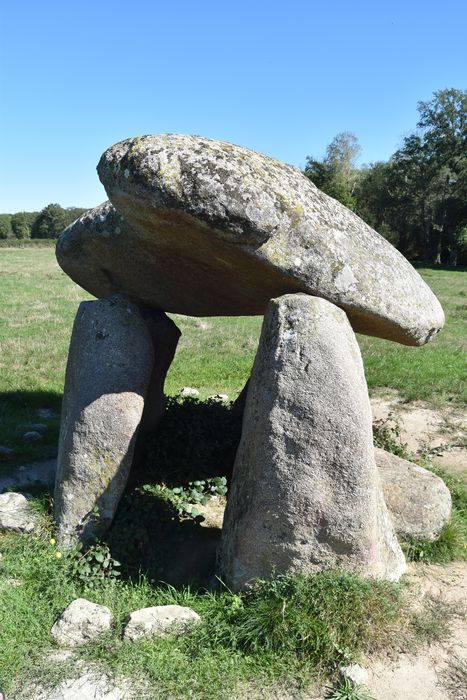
[1,250,465,697]
[0,238,56,248]
[357,266,467,404]
[0,505,421,700]
[0,249,465,471]
[325,677,375,700]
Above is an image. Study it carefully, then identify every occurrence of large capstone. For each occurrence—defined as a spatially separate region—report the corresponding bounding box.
[57,134,443,345]
[219,293,406,590]
[54,295,154,547]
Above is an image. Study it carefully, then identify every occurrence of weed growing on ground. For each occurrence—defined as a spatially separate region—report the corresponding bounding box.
[68,542,122,588]
[372,412,409,458]
[325,676,375,700]
[136,395,242,486]
[141,476,228,520]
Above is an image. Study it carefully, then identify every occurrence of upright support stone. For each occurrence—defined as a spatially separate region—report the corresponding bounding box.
[219,293,405,590]
[54,295,154,547]
[139,308,181,433]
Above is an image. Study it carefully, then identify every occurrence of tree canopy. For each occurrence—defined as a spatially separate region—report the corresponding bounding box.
[305,88,467,265]
[304,132,361,211]
[0,205,87,240]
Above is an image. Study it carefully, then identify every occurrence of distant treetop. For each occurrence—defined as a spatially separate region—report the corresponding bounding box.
[0,204,87,240]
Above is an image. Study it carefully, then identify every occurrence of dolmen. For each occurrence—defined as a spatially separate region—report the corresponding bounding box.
[54,134,445,589]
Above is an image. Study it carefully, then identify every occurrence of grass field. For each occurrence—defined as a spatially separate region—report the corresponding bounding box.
[0,247,466,698]
[0,248,465,469]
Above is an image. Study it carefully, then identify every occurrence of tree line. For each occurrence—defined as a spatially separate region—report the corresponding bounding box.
[0,204,87,240]
[305,88,467,266]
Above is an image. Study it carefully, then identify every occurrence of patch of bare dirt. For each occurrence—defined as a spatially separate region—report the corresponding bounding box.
[365,562,467,700]
[370,391,467,476]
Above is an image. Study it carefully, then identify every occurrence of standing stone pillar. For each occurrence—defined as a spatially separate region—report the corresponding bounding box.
[219,293,405,590]
[54,295,154,547]
[139,308,181,432]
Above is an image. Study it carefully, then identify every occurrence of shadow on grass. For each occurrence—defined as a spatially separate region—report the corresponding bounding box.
[412,262,467,272]
[105,397,243,589]
[106,489,223,589]
[1,394,243,589]
[0,390,61,476]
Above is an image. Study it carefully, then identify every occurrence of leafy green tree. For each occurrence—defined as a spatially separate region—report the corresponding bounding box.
[10,212,36,239]
[304,132,361,210]
[388,89,467,263]
[31,204,88,238]
[65,207,87,224]
[0,214,12,239]
[31,204,69,238]
[354,162,398,245]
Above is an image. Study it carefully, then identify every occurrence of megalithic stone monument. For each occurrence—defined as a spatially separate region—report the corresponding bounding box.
[54,134,445,587]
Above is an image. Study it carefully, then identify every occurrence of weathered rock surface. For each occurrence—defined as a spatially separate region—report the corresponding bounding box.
[51,598,112,647]
[123,605,201,641]
[140,308,181,432]
[219,294,405,590]
[339,664,369,686]
[180,386,200,398]
[57,134,443,345]
[375,448,452,541]
[0,458,57,494]
[23,430,43,443]
[0,492,36,532]
[54,295,154,547]
[35,672,125,700]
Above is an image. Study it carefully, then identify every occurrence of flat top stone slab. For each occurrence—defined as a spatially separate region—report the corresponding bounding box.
[57,134,444,345]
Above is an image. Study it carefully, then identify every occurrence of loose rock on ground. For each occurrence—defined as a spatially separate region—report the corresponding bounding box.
[375,447,452,541]
[123,605,201,641]
[0,492,36,533]
[51,598,112,647]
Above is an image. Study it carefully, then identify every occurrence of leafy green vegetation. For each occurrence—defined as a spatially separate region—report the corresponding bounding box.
[325,677,375,700]
[306,89,467,266]
[0,204,86,240]
[0,506,415,699]
[137,395,243,487]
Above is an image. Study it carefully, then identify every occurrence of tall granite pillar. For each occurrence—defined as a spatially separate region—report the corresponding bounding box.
[139,308,181,433]
[219,293,406,590]
[54,294,154,547]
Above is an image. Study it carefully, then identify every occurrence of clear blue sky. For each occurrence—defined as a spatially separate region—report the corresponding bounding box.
[1,0,466,212]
